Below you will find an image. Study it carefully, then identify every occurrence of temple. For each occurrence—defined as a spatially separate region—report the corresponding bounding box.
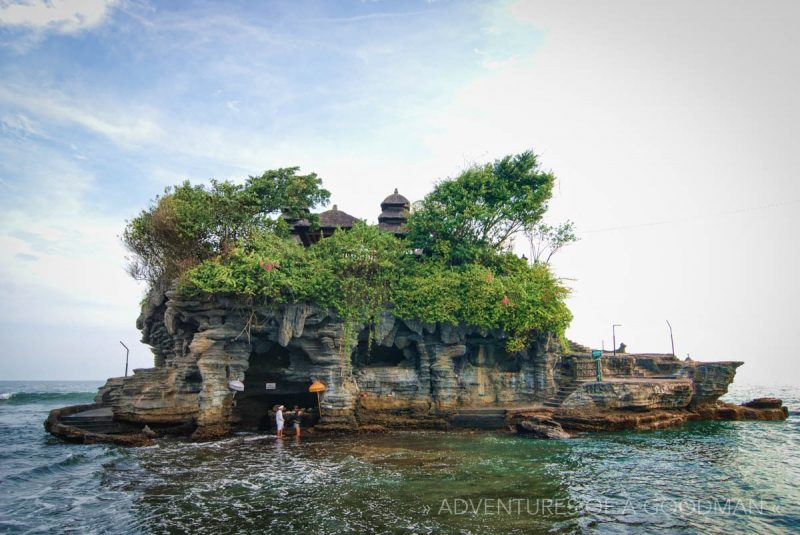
[43,191,788,446]
[377,189,411,236]
[286,189,410,246]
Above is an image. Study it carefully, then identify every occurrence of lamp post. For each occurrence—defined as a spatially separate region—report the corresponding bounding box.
[612,324,622,357]
[120,341,129,377]
[666,320,675,357]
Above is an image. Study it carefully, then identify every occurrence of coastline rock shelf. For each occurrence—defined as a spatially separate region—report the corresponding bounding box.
[46,289,788,444]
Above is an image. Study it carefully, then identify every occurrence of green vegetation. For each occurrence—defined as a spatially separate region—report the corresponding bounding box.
[123,168,329,284]
[124,152,573,351]
[407,151,555,266]
[525,220,578,265]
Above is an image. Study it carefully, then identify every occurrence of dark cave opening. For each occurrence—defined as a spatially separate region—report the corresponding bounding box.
[233,342,320,431]
[352,338,408,367]
[464,340,521,372]
[235,389,319,431]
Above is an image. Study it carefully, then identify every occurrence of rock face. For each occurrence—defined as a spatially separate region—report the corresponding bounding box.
[680,361,743,407]
[81,289,749,440]
[553,352,743,411]
[106,289,562,438]
[561,379,694,411]
[515,412,571,439]
[742,397,783,409]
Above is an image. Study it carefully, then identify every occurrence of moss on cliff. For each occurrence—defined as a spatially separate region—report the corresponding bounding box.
[179,222,572,352]
[127,152,574,352]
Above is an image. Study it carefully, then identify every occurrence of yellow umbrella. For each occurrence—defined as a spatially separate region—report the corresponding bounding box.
[309,381,326,415]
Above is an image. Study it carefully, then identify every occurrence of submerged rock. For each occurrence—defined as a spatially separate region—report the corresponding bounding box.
[516,418,571,439]
[693,401,788,421]
[742,397,783,409]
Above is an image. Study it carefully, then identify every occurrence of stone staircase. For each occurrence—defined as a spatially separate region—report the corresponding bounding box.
[449,407,508,429]
[60,407,142,435]
[543,358,583,408]
[543,380,582,408]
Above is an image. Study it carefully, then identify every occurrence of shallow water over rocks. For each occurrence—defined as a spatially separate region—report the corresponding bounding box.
[1,382,798,534]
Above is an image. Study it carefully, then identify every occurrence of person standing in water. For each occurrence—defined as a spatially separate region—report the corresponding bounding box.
[292,405,303,438]
[275,405,285,438]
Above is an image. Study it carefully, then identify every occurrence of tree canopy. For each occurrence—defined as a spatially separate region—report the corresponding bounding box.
[525,220,578,265]
[406,151,555,265]
[122,167,329,285]
[183,222,572,352]
[124,152,573,350]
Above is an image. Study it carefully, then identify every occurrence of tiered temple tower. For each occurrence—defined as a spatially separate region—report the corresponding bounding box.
[377,188,410,236]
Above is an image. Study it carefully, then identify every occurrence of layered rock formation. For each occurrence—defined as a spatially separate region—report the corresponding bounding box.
[106,289,562,438]
[561,379,694,411]
[50,289,775,443]
[509,397,789,439]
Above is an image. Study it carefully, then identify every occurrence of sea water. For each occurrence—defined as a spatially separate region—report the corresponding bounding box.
[0,381,797,534]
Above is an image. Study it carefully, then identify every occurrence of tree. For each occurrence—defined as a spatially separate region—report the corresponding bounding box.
[525,220,578,265]
[123,167,329,285]
[407,151,555,265]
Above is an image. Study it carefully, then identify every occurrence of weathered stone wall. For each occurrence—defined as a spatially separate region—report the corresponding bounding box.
[550,353,742,411]
[100,289,744,438]
[112,290,561,437]
[679,361,743,407]
[561,379,694,411]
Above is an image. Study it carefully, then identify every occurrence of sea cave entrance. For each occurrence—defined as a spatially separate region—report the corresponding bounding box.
[233,341,320,431]
[351,333,417,368]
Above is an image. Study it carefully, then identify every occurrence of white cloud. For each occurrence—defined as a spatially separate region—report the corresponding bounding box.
[0,112,44,137]
[0,142,144,330]
[0,85,163,147]
[0,0,117,34]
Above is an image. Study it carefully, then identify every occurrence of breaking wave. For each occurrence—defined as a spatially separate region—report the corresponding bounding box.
[0,391,95,404]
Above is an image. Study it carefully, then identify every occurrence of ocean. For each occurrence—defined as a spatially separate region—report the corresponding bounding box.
[0,381,797,534]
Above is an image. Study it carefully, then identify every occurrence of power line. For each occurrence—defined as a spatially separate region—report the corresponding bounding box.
[583,198,800,234]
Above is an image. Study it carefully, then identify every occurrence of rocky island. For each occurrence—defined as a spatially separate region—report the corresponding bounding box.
[46,153,788,445]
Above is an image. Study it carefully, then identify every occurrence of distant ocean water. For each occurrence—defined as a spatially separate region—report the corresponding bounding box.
[0,381,797,534]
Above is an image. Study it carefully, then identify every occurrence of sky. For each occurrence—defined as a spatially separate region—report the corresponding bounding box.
[0,0,798,385]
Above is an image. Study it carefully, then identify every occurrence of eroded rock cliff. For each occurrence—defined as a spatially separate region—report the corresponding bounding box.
[89,289,750,440]
[111,289,561,438]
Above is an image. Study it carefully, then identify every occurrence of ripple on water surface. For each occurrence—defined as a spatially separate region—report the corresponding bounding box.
[0,383,798,534]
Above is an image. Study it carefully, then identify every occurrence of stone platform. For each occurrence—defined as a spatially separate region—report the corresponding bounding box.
[510,397,789,439]
[45,404,154,447]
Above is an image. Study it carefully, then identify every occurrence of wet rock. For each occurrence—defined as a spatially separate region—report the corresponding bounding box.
[553,408,691,432]
[742,397,783,409]
[516,418,570,439]
[692,401,788,421]
[44,403,155,447]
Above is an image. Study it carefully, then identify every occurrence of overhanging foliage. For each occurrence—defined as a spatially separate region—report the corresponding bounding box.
[125,152,573,351]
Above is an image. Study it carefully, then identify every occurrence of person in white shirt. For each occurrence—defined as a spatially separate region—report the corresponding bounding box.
[275,405,285,438]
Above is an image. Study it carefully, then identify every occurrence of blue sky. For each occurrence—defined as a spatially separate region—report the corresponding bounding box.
[1,0,799,384]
